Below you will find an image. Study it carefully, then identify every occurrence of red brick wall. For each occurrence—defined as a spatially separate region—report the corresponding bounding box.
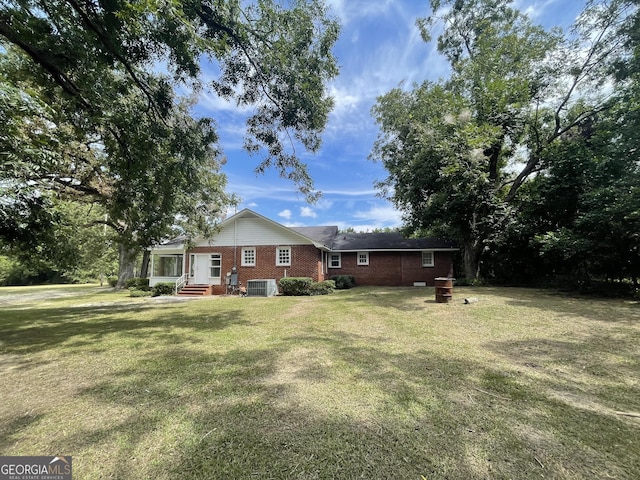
[328,251,454,286]
[187,245,322,294]
[185,246,455,292]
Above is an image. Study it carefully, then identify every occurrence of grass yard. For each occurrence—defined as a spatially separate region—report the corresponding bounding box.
[0,285,638,479]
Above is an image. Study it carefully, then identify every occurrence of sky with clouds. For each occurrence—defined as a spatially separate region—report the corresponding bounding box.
[195,0,586,231]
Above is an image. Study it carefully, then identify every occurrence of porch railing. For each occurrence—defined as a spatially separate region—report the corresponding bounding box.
[175,273,188,294]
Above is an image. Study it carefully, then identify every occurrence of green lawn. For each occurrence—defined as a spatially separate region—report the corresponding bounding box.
[0,285,638,479]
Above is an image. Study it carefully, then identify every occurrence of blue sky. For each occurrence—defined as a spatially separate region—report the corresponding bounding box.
[196,0,586,231]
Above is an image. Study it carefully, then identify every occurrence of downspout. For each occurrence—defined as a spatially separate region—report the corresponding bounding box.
[234,217,237,269]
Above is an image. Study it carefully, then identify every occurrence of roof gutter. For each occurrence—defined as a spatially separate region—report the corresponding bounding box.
[331,248,460,253]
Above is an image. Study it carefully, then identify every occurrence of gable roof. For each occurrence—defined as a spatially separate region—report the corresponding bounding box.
[330,232,458,251]
[218,209,333,249]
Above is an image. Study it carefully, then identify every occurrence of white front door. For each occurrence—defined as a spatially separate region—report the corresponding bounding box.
[193,254,210,284]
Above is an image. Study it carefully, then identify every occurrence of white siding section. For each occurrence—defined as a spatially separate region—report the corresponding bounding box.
[149,277,178,287]
[194,216,313,247]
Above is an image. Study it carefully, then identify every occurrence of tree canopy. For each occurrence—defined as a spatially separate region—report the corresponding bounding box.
[371,0,638,285]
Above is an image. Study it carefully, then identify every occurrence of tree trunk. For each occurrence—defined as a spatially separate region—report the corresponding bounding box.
[140,250,151,279]
[116,242,138,289]
[463,238,481,281]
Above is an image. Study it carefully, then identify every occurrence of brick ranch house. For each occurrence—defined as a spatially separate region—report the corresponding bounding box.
[148,208,458,295]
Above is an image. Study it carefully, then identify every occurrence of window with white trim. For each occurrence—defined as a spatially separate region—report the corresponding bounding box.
[422,251,434,267]
[329,253,341,268]
[276,247,291,266]
[152,254,183,277]
[210,254,222,278]
[242,247,256,266]
[357,251,369,266]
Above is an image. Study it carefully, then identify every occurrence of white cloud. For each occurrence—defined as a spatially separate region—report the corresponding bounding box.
[516,0,568,23]
[325,0,396,25]
[278,209,292,220]
[315,198,334,210]
[512,1,585,30]
[300,206,317,218]
[321,188,378,197]
[328,84,362,118]
[352,204,403,226]
[197,90,254,116]
[197,90,235,113]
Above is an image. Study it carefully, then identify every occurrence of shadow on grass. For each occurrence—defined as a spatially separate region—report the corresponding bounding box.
[60,343,479,479]
[469,286,640,324]
[30,327,635,479]
[0,303,249,355]
[484,334,640,478]
[486,334,640,407]
[0,413,46,452]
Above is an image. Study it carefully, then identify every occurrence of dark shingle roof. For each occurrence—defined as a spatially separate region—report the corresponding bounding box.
[155,235,187,248]
[330,232,458,251]
[290,226,339,247]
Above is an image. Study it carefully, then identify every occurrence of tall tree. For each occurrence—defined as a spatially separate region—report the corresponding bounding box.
[514,3,640,287]
[0,0,339,286]
[371,0,635,279]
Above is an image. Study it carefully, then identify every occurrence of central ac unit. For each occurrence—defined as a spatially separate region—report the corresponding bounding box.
[246,279,278,297]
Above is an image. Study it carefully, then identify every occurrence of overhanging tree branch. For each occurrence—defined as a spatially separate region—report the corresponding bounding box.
[0,15,89,106]
[63,0,169,123]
